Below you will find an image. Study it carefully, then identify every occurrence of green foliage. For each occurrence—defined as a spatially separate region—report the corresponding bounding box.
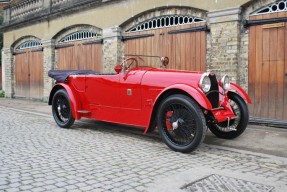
[0,90,5,98]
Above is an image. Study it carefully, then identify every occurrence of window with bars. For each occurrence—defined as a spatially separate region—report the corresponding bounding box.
[15,40,42,50]
[126,15,205,32]
[59,31,102,43]
[251,0,287,15]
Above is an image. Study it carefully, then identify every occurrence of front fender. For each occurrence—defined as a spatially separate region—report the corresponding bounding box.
[49,83,81,120]
[158,84,213,110]
[144,84,212,134]
[230,83,252,104]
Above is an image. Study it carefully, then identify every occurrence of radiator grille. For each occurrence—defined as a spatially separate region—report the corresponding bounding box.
[206,74,219,108]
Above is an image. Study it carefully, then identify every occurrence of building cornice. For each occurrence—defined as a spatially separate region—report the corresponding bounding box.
[208,7,242,24]
[0,0,116,32]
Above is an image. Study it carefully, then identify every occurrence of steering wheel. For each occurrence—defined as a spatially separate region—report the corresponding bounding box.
[122,58,138,70]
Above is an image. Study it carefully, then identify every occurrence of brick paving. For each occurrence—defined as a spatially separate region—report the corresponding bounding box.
[0,107,287,192]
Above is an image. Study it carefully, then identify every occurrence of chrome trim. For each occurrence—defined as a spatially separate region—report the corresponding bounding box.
[199,72,211,93]
[221,75,230,91]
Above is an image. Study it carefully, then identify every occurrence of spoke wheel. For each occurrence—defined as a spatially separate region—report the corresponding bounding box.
[208,93,249,139]
[52,89,75,128]
[157,94,206,153]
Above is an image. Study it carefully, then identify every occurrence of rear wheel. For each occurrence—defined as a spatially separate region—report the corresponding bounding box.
[52,89,75,128]
[208,93,249,139]
[157,94,207,153]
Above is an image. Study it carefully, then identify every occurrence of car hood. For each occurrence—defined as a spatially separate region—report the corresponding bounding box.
[139,67,204,88]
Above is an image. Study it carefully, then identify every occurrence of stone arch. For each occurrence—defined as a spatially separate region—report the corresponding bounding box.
[119,6,208,71]
[11,35,44,99]
[52,24,103,72]
[120,6,207,32]
[52,24,102,42]
[11,36,42,52]
[242,0,281,20]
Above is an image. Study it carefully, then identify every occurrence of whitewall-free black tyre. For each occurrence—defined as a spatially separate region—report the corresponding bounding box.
[157,94,207,153]
[52,89,75,128]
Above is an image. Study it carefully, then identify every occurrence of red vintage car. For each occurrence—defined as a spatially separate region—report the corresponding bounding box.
[48,56,251,153]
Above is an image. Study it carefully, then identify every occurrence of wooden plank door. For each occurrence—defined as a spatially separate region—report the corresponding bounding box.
[248,13,287,121]
[57,41,103,72]
[166,22,206,71]
[29,51,44,99]
[15,52,29,98]
[15,50,44,99]
[124,23,206,71]
[124,31,158,67]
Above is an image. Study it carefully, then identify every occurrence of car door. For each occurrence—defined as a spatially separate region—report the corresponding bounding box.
[85,74,121,122]
[119,69,147,126]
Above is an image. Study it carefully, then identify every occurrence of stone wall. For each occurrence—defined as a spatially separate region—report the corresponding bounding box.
[207,8,242,83]
[42,39,55,102]
[2,47,14,97]
[102,27,123,73]
[1,0,283,99]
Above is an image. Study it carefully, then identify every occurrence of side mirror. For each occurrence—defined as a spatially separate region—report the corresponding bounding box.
[161,56,169,67]
[114,64,122,74]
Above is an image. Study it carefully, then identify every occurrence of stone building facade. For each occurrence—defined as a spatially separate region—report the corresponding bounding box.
[0,0,9,8]
[1,0,287,123]
[0,0,10,90]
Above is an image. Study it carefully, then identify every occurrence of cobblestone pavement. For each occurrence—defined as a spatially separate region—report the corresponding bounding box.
[0,107,287,192]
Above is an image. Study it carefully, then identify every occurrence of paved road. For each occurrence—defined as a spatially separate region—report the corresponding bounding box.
[0,105,287,191]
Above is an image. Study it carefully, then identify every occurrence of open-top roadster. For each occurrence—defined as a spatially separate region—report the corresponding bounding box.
[48,56,251,153]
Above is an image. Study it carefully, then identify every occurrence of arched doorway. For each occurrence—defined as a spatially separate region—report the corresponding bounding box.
[247,0,287,122]
[121,7,208,71]
[13,38,44,99]
[54,25,103,71]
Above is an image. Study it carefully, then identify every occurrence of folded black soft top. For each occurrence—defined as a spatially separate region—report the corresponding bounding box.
[48,70,99,82]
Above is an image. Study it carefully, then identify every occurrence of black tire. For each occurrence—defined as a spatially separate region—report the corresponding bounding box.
[157,94,207,153]
[208,93,249,139]
[52,89,75,128]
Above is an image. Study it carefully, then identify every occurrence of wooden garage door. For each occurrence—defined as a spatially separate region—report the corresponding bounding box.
[248,12,287,121]
[56,40,103,71]
[124,18,206,71]
[14,49,44,99]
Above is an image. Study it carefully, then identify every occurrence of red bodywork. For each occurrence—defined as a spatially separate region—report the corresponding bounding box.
[49,67,251,133]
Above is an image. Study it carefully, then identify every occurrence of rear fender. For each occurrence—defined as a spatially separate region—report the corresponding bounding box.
[48,83,81,120]
[229,83,252,104]
[144,84,212,134]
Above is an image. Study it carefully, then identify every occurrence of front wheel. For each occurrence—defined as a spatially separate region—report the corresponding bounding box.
[208,93,249,139]
[52,89,75,128]
[157,94,207,153]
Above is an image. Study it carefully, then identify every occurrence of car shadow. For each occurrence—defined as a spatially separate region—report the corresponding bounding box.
[72,118,162,143]
[70,119,218,153]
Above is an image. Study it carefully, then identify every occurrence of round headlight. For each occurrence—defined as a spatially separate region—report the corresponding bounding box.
[199,73,211,93]
[221,75,230,90]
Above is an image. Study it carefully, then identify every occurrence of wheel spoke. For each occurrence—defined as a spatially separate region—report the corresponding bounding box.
[54,94,70,123]
[162,103,197,146]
